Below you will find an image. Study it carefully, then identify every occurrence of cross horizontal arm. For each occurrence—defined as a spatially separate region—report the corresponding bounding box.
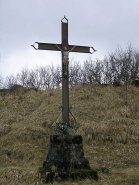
[37,43,62,51]
[68,45,91,53]
[31,42,96,54]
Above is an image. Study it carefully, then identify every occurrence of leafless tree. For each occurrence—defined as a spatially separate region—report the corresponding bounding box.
[4,75,17,89]
[82,60,94,85]
[69,61,82,87]
[38,65,52,89]
[82,59,103,85]
[27,67,41,89]
[17,67,30,87]
[53,65,62,88]
[93,59,103,84]
[102,44,139,86]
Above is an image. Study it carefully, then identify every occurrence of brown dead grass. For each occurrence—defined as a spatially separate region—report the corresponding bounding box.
[0,85,139,185]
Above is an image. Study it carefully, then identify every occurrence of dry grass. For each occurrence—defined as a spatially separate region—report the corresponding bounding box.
[0,85,139,185]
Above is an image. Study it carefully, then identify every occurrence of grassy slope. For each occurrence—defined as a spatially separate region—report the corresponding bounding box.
[0,85,139,185]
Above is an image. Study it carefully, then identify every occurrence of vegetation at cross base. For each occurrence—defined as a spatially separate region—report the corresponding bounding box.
[0,84,139,185]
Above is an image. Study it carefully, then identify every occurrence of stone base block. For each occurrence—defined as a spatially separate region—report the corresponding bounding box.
[39,135,98,183]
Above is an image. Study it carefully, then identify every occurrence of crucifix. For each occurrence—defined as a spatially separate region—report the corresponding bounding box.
[31,16,96,127]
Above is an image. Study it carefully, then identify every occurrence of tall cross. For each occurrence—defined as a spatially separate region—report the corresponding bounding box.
[31,16,96,127]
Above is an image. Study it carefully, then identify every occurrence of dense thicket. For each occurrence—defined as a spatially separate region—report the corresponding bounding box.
[0,44,139,89]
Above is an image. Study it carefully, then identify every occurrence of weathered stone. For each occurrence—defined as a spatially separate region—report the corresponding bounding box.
[39,135,98,183]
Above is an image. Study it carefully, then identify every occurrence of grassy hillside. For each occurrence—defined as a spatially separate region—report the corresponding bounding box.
[0,85,139,185]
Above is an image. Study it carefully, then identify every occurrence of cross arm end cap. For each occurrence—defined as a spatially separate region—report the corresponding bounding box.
[61,15,68,23]
[31,42,38,50]
[90,47,97,54]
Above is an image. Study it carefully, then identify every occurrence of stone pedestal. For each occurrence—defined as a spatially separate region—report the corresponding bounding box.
[39,135,98,183]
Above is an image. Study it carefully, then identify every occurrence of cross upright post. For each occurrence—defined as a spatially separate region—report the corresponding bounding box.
[61,18,69,125]
[31,16,96,127]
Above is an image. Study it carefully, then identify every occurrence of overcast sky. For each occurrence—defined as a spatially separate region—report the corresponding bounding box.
[0,0,139,79]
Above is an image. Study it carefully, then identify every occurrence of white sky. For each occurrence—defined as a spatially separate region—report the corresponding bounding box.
[0,0,139,79]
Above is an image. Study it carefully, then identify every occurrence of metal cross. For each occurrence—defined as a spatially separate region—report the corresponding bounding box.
[31,16,96,127]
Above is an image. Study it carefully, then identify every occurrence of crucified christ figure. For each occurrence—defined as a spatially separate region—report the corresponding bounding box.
[55,45,76,78]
